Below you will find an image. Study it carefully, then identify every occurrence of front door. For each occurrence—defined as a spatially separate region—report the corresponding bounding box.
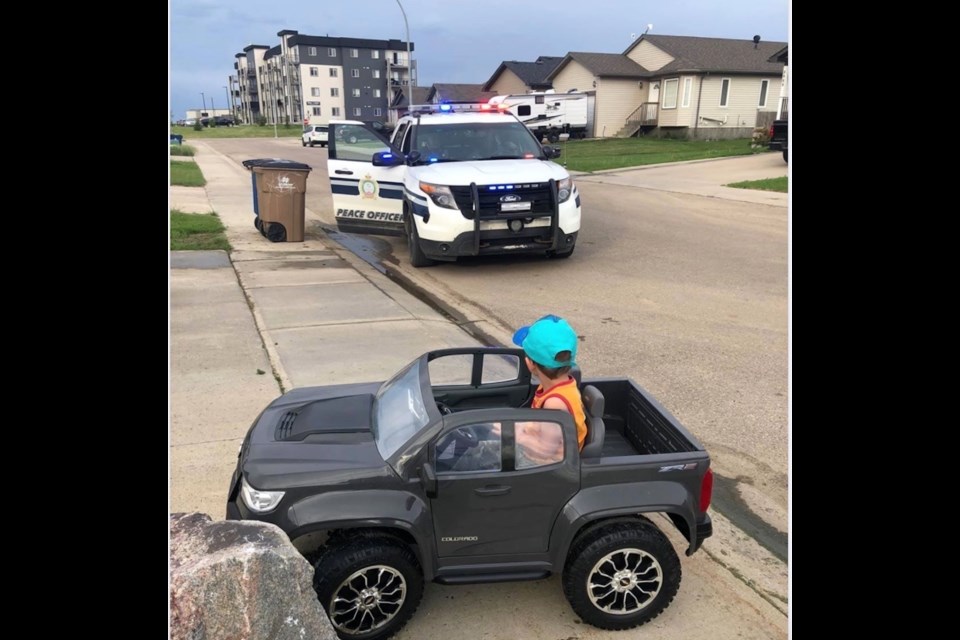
[428,410,579,558]
[649,81,661,106]
[328,121,405,237]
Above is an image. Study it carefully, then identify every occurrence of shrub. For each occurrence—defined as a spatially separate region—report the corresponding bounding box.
[192,120,203,131]
[170,144,196,157]
[751,126,771,147]
[257,115,267,126]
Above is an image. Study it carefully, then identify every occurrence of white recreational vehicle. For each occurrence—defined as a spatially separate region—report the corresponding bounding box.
[488,91,590,142]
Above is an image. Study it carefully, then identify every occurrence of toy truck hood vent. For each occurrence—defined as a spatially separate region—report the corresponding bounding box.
[274,394,374,441]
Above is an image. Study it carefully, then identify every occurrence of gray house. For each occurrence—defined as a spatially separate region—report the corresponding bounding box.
[482,56,564,95]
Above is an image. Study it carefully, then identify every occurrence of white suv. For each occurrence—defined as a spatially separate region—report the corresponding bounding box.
[325,105,580,267]
[301,124,329,147]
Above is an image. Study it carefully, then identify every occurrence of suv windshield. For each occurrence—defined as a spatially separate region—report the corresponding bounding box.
[372,359,430,460]
[412,122,542,163]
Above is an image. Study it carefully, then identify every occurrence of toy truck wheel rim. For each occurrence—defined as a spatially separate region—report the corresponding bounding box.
[586,548,663,615]
[328,564,408,635]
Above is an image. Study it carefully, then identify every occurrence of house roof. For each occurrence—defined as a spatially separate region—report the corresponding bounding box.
[263,45,282,60]
[481,56,564,91]
[545,52,650,81]
[768,45,788,64]
[426,83,498,103]
[391,86,432,108]
[626,34,786,74]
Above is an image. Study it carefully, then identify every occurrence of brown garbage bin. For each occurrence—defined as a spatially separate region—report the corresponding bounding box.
[248,159,312,242]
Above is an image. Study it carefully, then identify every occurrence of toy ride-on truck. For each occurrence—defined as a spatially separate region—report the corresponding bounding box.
[226,347,714,640]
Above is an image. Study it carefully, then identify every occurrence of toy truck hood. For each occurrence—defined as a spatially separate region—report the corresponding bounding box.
[409,159,569,186]
[241,382,396,489]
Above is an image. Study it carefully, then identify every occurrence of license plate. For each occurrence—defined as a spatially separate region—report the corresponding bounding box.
[500,201,531,212]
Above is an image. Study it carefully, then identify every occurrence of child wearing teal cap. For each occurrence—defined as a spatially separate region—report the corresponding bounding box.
[513,315,588,451]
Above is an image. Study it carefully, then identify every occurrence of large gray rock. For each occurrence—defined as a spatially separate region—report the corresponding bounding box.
[170,512,337,640]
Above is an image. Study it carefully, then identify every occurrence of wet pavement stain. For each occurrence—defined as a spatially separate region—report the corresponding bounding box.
[712,473,787,563]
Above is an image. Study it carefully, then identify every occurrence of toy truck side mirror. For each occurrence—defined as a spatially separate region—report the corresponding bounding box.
[420,463,437,498]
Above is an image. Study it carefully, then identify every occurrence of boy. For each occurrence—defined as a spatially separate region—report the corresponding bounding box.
[512,314,588,452]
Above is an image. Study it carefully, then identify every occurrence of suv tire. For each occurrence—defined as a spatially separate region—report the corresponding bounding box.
[562,520,681,631]
[405,212,434,268]
[313,537,424,640]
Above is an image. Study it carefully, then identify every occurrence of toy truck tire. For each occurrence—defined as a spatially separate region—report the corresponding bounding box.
[562,520,681,631]
[313,537,424,640]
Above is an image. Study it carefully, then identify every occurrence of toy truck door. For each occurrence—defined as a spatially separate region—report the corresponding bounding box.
[327,120,405,237]
[428,409,580,558]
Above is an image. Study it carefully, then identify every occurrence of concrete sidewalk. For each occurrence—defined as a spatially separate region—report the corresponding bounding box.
[170,142,500,520]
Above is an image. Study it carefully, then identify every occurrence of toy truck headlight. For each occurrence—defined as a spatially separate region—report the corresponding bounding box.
[240,476,285,513]
[557,177,574,203]
[419,182,458,209]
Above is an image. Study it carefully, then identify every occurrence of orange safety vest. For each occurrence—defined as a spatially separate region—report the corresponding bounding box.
[532,377,588,450]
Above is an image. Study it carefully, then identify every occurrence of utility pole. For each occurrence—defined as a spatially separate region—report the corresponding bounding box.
[396,0,412,116]
[201,92,206,115]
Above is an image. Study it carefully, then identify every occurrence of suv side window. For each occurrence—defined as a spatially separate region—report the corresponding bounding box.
[394,122,410,153]
[434,422,502,473]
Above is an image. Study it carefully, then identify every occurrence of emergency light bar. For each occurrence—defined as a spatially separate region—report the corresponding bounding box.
[407,102,508,115]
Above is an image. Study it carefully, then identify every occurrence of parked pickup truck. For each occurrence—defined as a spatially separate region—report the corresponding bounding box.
[769,119,788,163]
[226,347,714,640]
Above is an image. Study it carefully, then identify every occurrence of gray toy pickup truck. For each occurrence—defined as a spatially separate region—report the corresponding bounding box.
[226,347,714,640]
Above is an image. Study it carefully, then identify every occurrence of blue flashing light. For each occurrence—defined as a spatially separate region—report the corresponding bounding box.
[382,153,393,159]
[428,156,439,163]
[439,104,452,112]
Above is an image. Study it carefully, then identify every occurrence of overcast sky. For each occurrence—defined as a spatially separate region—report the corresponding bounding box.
[169,0,789,119]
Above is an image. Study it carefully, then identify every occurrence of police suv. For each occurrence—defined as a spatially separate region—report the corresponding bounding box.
[326,103,581,267]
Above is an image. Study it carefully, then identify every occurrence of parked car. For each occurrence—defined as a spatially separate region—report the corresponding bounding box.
[182,118,197,126]
[363,120,395,135]
[214,115,236,126]
[302,124,329,147]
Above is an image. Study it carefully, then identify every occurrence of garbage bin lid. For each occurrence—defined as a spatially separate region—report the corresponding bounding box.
[242,158,312,171]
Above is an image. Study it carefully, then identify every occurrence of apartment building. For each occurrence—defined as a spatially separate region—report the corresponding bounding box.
[229,30,415,126]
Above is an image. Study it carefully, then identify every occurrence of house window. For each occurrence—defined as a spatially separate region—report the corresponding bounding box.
[681,77,692,108]
[374,108,382,116]
[350,48,359,58]
[719,78,731,107]
[371,50,380,59]
[309,67,318,77]
[353,107,362,116]
[328,48,336,56]
[329,68,338,77]
[330,87,339,97]
[352,88,360,97]
[351,69,360,78]
[758,79,769,108]
[374,89,381,98]
[311,87,321,97]
[309,47,317,56]
[662,78,679,109]
[312,107,322,116]
[373,69,381,79]
[332,107,341,116]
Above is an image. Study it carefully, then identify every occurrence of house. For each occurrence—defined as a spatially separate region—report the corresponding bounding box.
[482,56,564,94]
[768,45,788,120]
[424,83,498,105]
[390,85,432,121]
[545,34,786,139]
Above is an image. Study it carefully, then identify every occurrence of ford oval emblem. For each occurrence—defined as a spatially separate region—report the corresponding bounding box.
[500,194,521,203]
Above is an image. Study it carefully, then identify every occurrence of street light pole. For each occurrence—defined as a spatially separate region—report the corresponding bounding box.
[396,0,412,115]
[224,85,231,121]
[201,92,206,114]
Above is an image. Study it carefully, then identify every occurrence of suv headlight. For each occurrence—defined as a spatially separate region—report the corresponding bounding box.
[419,182,458,209]
[557,177,574,203]
[240,476,285,513]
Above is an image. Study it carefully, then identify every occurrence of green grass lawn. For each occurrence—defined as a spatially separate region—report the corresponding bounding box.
[170,210,231,251]
[725,176,788,192]
[171,160,206,187]
[169,144,196,157]
[171,124,301,139]
[556,137,761,172]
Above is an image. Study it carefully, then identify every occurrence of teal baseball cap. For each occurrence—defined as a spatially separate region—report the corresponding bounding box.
[512,314,578,368]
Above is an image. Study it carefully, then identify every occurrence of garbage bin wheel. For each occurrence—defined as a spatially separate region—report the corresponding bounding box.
[254,216,263,231]
[266,222,287,243]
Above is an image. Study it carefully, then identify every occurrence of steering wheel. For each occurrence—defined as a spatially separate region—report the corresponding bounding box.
[452,426,479,447]
[436,401,454,416]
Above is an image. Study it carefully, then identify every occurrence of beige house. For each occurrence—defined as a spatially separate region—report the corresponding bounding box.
[546,35,786,139]
[482,56,563,95]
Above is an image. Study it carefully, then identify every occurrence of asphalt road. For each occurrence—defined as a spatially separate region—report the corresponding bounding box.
[199,136,790,638]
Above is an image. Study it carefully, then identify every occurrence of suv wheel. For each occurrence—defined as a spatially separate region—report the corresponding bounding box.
[310,140,316,147]
[313,537,424,640]
[562,520,681,631]
[301,139,307,147]
[405,213,434,268]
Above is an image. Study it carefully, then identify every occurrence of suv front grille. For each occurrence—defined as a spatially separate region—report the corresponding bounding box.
[449,182,555,220]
